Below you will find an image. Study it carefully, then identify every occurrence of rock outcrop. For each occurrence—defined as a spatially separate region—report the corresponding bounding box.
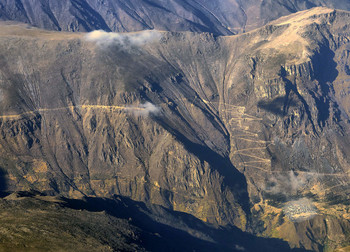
[1,7,350,251]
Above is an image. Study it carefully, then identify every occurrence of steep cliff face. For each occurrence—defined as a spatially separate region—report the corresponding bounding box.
[1,7,350,251]
[0,24,249,228]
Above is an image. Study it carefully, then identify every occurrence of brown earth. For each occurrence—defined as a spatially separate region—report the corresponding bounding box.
[1,7,350,251]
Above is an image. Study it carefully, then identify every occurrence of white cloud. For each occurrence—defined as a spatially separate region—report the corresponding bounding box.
[235,245,246,251]
[265,170,316,196]
[140,102,161,115]
[85,30,162,48]
[126,102,161,116]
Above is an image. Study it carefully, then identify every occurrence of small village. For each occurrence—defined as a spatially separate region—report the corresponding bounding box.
[283,198,318,222]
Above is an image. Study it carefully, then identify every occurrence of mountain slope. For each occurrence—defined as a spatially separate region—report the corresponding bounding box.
[0,191,306,252]
[1,0,350,35]
[0,0,233,34]
[1,7,350,251]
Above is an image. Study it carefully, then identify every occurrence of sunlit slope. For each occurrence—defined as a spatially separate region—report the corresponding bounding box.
[1,0,350,35]
[1,7,350,251]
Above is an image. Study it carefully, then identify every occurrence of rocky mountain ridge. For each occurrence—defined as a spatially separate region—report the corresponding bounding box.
[1,0,350,35]
[1,6,350,251]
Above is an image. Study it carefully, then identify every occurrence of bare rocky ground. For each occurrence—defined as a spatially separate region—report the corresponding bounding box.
[1,0,350,35]
[1,7,350,252]
[0,191,307,252]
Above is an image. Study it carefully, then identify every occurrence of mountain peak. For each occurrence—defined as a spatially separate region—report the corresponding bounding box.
[270,7,336,26]
[2,2,350,251]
